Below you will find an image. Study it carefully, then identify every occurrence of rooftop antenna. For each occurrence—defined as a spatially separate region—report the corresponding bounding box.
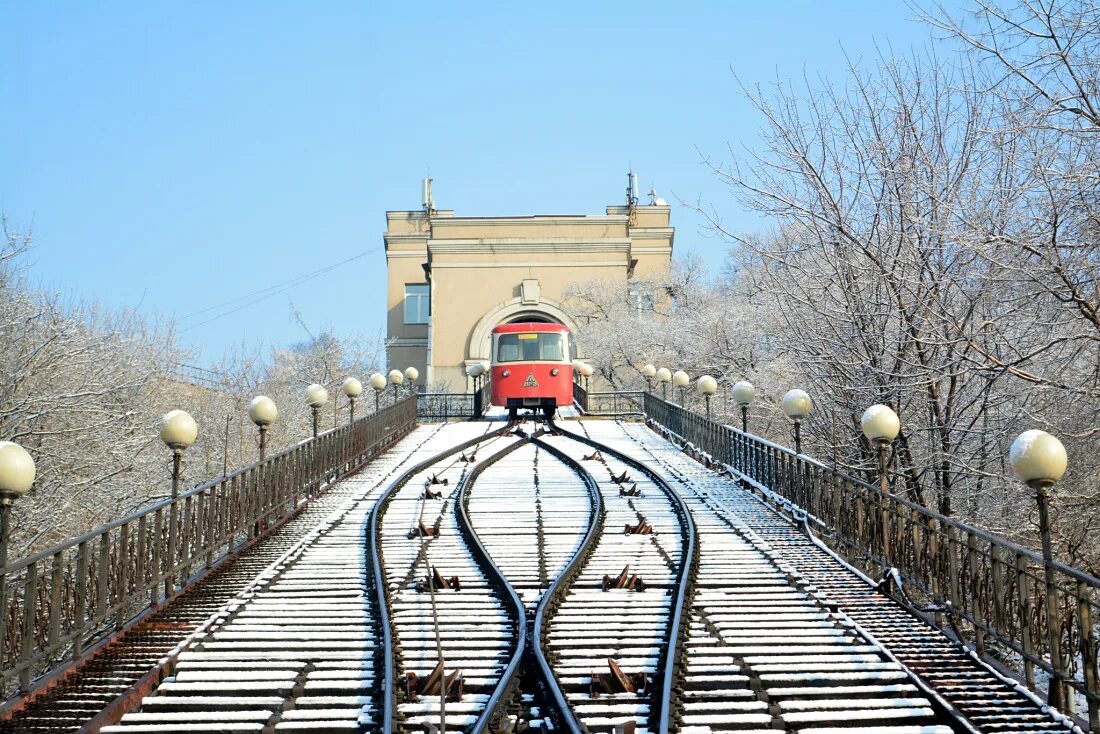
[626,170,639,226]
[421,176,435,214]
[626,170,639,207]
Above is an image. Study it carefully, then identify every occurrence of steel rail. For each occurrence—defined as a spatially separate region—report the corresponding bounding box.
[368,423,514,734]
[527,437,605,734]
[620,423,981,734]
[549,420,699,734]
[453,437,538,733]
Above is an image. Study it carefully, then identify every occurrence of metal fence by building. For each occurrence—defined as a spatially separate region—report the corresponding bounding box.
[641,391,1099,728]
[0,396,418,701]
[573,382,643,417]
[416,380,491,421]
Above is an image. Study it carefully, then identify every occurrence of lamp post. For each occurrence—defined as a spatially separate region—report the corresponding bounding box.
[466,362,484,393]
[1010,429,1070,711]
[672,370,690,406]
[404,367,419,396]
[248,396,278,460]
[731,380,755,433]
[159,409,198,598]
[0,440,34,688]
[306,384,328,438]
[342,378,363,424]
[861,405,900,495]
[578,362,594,391]
[642,363,657,392]
[369,372,387,412]
[697,375,718,419]
[781,389,812,454]
[861,404,901,567]
[388,369,404,400]
[0,441,36,574]
[656,367,672,400]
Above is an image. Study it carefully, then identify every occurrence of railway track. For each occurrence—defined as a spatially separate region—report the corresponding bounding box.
[99,417,969,733]
[11,414,1047,734]
[533,430,695,734]
[579,418,1075,734]
[371,425,527,732]
[96,422,495,734]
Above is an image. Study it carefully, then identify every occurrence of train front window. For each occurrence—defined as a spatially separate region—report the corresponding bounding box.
[496,333,564,362]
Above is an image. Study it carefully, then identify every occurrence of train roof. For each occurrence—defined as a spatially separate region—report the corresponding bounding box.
[491,322,570,334]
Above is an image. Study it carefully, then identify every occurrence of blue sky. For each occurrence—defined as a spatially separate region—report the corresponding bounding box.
[0,1,961,363]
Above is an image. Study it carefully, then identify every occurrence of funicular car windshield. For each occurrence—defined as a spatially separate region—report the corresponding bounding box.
[496,332,565,362]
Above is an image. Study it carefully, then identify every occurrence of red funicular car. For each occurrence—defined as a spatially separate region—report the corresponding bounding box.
[489,323,574,419]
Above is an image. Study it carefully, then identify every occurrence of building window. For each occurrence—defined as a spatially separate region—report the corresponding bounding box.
[628,284,654,312]
[404,284,430,324]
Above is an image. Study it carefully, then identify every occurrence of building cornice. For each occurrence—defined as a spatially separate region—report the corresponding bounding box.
[628,228,675,239]
[429,260,627,269]
[428,238,632,254]
[430,215,629,227]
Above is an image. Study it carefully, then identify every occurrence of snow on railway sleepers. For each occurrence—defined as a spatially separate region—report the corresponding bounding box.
[377,429,522,731]
[465,441,592,609]
[538,431,687,734]
[609,420,1081,733]
[102,421,493,734]
[562,420,960,734]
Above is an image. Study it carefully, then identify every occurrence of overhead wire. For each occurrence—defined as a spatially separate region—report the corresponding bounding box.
[177,246,382,332]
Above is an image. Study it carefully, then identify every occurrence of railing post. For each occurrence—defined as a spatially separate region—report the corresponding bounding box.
[151,508,163,606]
[1016,552,1036,689]
[74,540,88,657]
[48,551,62,655]
[924,518,941,627]
[19,561,37,691]
[947,525,961,624]
[967,532,985,657]
[1077,579,1099,731]
[96,533,109,622]
[990,542,1005,635]
[117,522,129,630]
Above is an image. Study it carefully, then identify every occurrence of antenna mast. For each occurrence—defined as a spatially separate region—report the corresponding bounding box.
[421,177,435,215]
[626,170,639,226]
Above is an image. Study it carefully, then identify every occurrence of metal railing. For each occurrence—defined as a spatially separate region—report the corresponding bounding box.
[573,382,643,417]
[416,381,490,421]
[584,390,644,416]
[642,392,1099,729]
[573,381,588,412]
[0,396,418,701]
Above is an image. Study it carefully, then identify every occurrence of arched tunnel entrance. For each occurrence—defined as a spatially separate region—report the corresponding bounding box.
[466,298,581,365]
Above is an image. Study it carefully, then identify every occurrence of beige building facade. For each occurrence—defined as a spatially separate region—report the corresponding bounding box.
[385,185,674,390]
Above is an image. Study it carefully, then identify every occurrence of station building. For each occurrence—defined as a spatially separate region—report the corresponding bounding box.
[385,179,675,390]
